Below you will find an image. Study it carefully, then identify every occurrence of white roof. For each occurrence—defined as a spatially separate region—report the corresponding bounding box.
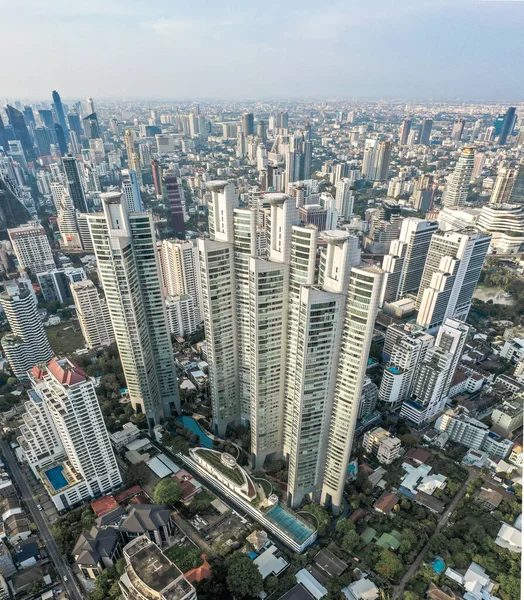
[254,545,289,579]
[211,498,229,515]
[444,567,464,584]
[125,438,151,452]
[343,578,379,600]
[155,453,181,474]
[146,456,173,478]
[495,523,522,552]
[295,569,327,599]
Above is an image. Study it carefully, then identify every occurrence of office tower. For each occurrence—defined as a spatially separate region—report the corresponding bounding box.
[71,280,115,349]
[277,111,289,129]
[0,287,54,378]
[509,159,524,203]
[399,119,411,145]
[19,357,122,509]
[435,319,470,395]
[121,169,143,213]
[87,192,179,425]
[83,113,100,139]
[67,112,83,140]
[419,119,433,145]
[57,190,82,248]
[34,127,52,157]
[304,122,313,180]
[256,120,266,142]
[119,536,196,600]
[364,200,401,254]
[23,105,35,127]
[62,155,86,212]
[472,153,486,179]
[86,97,95,115]
[38,108,55,130]
[489,167,517,205]
[335,178,354,219]
[381,218,438,304]
[163,173,185,238]
[0,113,9,152]
[416,230,491,330]
[139,142,151,168]
[361,139,377,178]
[320,264,383,512]
[8,221,54,274]
[158,239,202,316]
[498,107,516,145]
[241,113,254,136]
[379,329,434,409]
[5,105,34,160]
[451,118,465,142]
[51,90,68,140]
[151,158,163,197]
[124,130,142,183]
[442,147,475,208]
[54,123,68,155]
[470,119,482,142]
[374,141,391,181]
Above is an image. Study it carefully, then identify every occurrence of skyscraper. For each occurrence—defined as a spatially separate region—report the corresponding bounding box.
[67,112,83,140]
[374,141,392,181]
[498,107,516,145]
[241,113,254,136]
[416,230,491,330]
[34,127,52,157]
[0,286,54,378]
[71,280,115,349]
[442,147,475,208]
[0,113,9,152]
[451,118,465,142]
[419,119,433,145]
[510,159,524,203]
[63,155,88,212]
[158,239,202,313]
[87,192,179,425]
[399,119,411,145]
[163,173,185,238]
[335,178,354,219]
[121,169,143,213]
[54,123,68,155]
[51,90,69,140]
[489,167,518,205]
[5,105,34,160]
[8,221,55,274]
[19,357,122,509]
[199,182,383,512]
[151,158,163,197]
[380,218,438,305]
[83,113,100,139]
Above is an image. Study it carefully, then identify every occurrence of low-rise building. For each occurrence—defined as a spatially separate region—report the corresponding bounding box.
[491,397,523,433]
[119,504,176,548]
[495,518,521,553]
[73,526,120,580]
[363,427,401,464]
[108,423,141,451]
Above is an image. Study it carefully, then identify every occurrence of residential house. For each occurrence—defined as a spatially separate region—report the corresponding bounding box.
[73,526,121,580]
[118,504,175,547]
[373,492,399,515]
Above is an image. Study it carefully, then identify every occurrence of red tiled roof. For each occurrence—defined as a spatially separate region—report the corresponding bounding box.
[373,492,399,514]
[47,357,87,385]
[91,495,118,517]
[184,555,211,583]
[114,485,142,504]
[405,448,431,464]
[179,479,197,501]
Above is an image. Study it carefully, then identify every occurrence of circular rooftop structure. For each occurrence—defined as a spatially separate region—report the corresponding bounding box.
[101,191,123,204]
[220,452,237,468]
[320,230,351,245]
[264,192,291,205]
[206,180,229,192]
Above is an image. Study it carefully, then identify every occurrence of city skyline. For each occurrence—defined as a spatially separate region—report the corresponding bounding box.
[2,0,524,100]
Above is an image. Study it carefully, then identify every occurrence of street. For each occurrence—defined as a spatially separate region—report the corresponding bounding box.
[0,438,85,600]
[392,467,478,600]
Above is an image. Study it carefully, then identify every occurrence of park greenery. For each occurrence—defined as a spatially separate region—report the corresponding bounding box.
[123,461,150,488]
[52,507,95,555]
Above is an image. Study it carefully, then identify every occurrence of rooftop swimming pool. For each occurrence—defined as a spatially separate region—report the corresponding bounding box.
[265,504,315,544]
[175,416,214,449]
[44,465,68,491]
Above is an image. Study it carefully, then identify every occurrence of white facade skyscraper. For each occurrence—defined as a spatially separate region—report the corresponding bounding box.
[18,357,122,510]
[121,169,143,213]
[199,182,383,512]
[442,147,475,208]
[71,280,115,349]
[489,167,517,205]
[0,286,54,378]
[8,222,55,274]
[87,192,179,425]
[335,178,354,220]
[416,230,490,331]
[380,218,438,305]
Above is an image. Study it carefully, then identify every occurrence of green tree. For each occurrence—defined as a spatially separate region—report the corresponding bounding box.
[375,549,403,580]
[225,553,263,599]
[124,461,150,488]
[302,502,330,535]
[153,478,182,505]
[341,529,361,554]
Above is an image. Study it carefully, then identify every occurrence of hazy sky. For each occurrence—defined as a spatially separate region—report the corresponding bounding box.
[1,0,523,101]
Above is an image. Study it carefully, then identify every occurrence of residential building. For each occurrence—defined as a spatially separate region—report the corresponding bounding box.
[419,119,433,145]
[118,504,175,547]
[73,526,120,580]
[380,218,438,305]
[363,427,401,464]
[0,286,54,378]
[121,169,143,213]
[18,357,122,510]
[87,192,179,425]
[358,378,378,419]
[8,222,54,274]
[491,398,523,433]
[477,203,524,254]
[163,172,185,239]
[363,200,401,254]
[509,159,524,203]
[63,155,88,213]
[416,230,490,330]
[489,167,518,205]
[335,178,354,219]
[442,147,475,208]
[71,280,115,349]
[119,536,196,600]
[37,268,86,304]
[165,295,200,338]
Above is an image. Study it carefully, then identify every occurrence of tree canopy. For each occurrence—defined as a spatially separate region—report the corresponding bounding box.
[153,478,182,505]
[225,553,264,599]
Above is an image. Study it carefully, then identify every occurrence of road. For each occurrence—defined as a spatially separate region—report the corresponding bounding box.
[0,439,84,600]
[392,468,477,600]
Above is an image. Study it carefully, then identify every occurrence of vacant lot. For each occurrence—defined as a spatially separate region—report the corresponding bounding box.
[46,320,86,355]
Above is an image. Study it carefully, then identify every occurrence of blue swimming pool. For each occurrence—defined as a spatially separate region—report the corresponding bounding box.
[433,558,445,574]
[45,465,68,491]
[175,416,214,449]
[266,505,315,544]
[248,551,258,560]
